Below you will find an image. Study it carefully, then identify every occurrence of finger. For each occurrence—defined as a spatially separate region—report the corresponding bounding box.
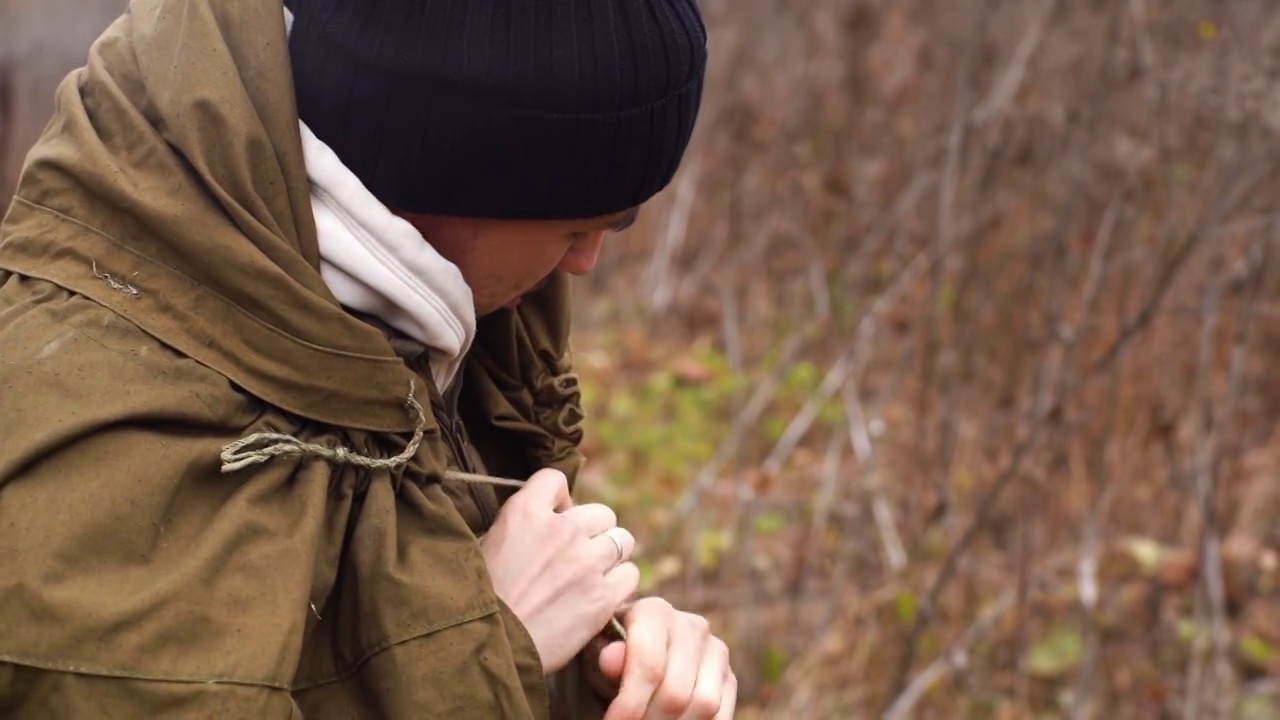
[603,600,673,720]
[518,468,573,512]
[603,561,640,608]
[650,614,709,719]
[598,640,627,681]
[679,636,730,720]
[584,635,625,698]
[561,502,618,536]
[712,670,737,720]
[591,526,636,570]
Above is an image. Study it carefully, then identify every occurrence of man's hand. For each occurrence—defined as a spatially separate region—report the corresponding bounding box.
[480,468,639,674]
[597,598,737,720]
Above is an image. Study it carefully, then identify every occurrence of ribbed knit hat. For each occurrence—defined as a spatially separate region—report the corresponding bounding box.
[287,0,708,220]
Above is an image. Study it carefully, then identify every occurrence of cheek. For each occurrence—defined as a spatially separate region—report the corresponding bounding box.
[556,232,606,275]
[532,246,573,278]
[494,247,568,297]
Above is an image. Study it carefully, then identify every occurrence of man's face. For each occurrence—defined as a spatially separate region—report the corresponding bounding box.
[395,208,639,316]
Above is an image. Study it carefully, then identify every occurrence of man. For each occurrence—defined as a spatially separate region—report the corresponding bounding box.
[0,0,735,717]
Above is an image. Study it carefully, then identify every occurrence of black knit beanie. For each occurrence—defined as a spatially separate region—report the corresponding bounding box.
[287,0,708,220]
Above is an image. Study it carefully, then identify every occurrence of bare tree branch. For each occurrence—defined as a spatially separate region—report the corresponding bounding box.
[884,553,1077,720]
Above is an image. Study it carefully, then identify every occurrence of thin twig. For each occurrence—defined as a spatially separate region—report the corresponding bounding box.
[884,406,1045,707]
[1059,195,1126,720]
[760,247,939,478]
[971,0,1058,135]
[671,330,808,519]
[1189,231,1270,717]
[883,553,1077,720]
[1072,347,1124,720]
[845,384,907,573]
[840,169,939,268]
[1084,153,1269,381]
[1183,251,1233,719]
[794,429,847,636]
[1126,0,1156,76]
[645,154,702,313]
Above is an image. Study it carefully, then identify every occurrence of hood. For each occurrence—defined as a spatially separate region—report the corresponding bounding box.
[0,0,441,431]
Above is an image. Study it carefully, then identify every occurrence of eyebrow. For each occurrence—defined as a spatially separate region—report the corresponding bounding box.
[608,208,640,233]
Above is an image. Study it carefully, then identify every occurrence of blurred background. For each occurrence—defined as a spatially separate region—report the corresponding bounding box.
[3,0,1278,717]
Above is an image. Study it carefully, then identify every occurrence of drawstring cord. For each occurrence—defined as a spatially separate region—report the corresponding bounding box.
[218,381,627,640]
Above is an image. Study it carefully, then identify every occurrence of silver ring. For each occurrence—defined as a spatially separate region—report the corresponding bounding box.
[601,528,625,568]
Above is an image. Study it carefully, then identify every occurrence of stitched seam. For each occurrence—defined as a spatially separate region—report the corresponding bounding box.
[0,607,505,692]
[0,653,290,690]
[3,197,404,363]
[290,604,499,692]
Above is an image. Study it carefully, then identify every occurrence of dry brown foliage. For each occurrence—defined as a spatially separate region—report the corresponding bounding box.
[575,1,1280,717]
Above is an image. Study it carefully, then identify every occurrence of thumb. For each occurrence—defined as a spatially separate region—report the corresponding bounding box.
[598,640,626,680]
[520,468,573,512]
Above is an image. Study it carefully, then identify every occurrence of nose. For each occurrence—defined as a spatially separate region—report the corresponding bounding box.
[556,231,606,275]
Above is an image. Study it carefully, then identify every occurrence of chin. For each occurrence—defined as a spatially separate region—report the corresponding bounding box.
[474,300,516,317]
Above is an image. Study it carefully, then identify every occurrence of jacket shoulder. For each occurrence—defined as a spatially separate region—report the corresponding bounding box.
[0,271,258,473]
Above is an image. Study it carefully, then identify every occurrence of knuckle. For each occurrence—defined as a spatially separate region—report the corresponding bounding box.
[655,685,692,715]
[635,656,666,687]
[554,516,583,545]
[539,468,568,486]
[612,698,646,720]
[710,635,729,657]
[639,596,673,614]
[603,564,640,608]
[592,503,619,527]
[686,613,711,635]
[502,490,529,513]
[690,687,723,717]
[615,562,641,595]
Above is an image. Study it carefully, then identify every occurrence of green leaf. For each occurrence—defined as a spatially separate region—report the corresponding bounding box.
[1176,618,1199,645]
[636,560,657,594]
[760,643,788,685]
[752,511,787,535]
[1235,696,1280,720]
[893,590,919,627]
[1123,537,1167,575]
[1239,634,1275,669]
[1028,625,1083,679]
[780,361,820,399]
[695,529,733,571]
[817,399,846,428]
[937,283,956,312]
[764,417,787,443]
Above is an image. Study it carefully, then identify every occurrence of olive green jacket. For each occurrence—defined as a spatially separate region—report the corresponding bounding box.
[0,0,608,716]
